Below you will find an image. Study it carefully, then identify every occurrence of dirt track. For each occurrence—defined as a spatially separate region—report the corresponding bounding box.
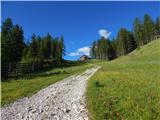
[1,65,100,120]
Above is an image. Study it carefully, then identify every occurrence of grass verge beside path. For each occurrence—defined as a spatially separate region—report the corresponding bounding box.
[86,39,160,120]
[1,63,91,107]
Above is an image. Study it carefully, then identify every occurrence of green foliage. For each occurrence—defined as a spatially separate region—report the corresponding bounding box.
[91,41,97,59]
[133,17,144,47]
[59,35,65,59]
[155,16,160,35]
[1,18,25,64]
[91,14,159,61]
[43,33,52,58]
[1,18,66,73]
[22,33,65,63]
[25,34,39,58]
[143,14,156,43]
[116,28,136,56]
[86,39,160,120]
[93,80,104,88]
[91,37,115,60]
[91,28,137,60]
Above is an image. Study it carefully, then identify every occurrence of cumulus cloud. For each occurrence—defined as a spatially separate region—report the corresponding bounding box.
[99,29,111,39]
[69,47,90,57]
[68,52,80,56]
[77,47,90,56]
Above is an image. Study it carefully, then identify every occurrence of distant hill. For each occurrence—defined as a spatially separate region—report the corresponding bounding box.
[86,38,160,120]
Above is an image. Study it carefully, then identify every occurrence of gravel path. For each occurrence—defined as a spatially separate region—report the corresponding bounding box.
[1,65,100,120]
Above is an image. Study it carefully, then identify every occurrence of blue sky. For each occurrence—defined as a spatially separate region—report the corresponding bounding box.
[1,1,159,60]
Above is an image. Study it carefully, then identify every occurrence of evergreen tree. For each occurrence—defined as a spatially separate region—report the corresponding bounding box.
[91,41,97,59]
[43,33,52,59]
[26,33,39,58]
[91,37,113,60]
[55,38,61,60]
[59,35,65,60]
[143,14,156,43]
[126,31,137,53]
[116,28,136,56]
[133,17,144,47]
[1,18,25,64]
[51,38,56,59]
[116,28,128,56]
[100,37,109,60]
[1,18,13,63]
[109,38,117,59]
[155,16,160,36]
[37,36,45,61]
[10,25,25,62]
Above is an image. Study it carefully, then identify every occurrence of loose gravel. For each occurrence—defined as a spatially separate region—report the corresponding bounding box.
[1,65,100,120]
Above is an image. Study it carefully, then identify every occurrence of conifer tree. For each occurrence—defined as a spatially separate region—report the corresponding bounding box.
[59,35,65,60]
[143,14,156,43]
[1,18,25,64]
[133,17,144,47]
[155,16,160,36]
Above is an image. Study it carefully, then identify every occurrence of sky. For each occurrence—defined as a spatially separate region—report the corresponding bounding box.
[1,1,160,60]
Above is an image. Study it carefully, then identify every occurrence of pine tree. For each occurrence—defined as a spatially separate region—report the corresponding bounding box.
[126,31,137,53]
[54,37,60,60]
[26,33,39,58]
[133,17,144,47]
[109,38,117,59]
[116,28,128,56]
[91,37,113,60]
[100,37,109,60]
[116,28,136,56]
[91,41,97,59]
[51,38,56,59]
[143,14,156,43]
[37,36,45,61]
[59,35,65,60]
[155,16,160,36]
[1,18,13,64]
[1,18,25,64]
[43,33,52,59]
[10,25,25,62]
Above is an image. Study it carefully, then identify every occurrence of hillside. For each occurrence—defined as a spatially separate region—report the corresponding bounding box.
[86,39,160,120]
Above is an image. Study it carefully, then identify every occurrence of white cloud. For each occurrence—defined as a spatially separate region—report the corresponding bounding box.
[68,46,90,57]
[68,52,80,56]
[99,29,111,39]
[77,47,90,56]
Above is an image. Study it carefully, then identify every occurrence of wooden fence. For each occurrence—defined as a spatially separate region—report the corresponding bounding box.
[1,62,42,79]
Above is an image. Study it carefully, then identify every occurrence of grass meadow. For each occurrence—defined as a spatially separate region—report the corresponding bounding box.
[86,39,160,120]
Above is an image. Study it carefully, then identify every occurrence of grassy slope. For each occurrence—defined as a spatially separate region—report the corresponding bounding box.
[1,63,92,107]
[86,39,160,120]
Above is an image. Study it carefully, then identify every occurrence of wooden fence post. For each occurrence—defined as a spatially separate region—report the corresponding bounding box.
[8,63,11,75]
[32,62,35,72]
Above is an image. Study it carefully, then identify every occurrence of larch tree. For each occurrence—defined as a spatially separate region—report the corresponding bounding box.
[133,17,144,47]
[143,14,156,43]
[155,16,160,36]
[1,18,25,64]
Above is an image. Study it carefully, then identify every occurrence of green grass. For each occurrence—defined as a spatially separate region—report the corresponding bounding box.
[1,63,91,107]
[86,39,160,120]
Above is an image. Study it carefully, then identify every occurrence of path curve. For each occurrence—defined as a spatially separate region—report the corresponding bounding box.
[1,65,100,120]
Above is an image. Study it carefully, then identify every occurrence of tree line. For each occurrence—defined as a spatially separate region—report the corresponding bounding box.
[91,14,160,60]
[22,33,65,63]
[1,18,65,66]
